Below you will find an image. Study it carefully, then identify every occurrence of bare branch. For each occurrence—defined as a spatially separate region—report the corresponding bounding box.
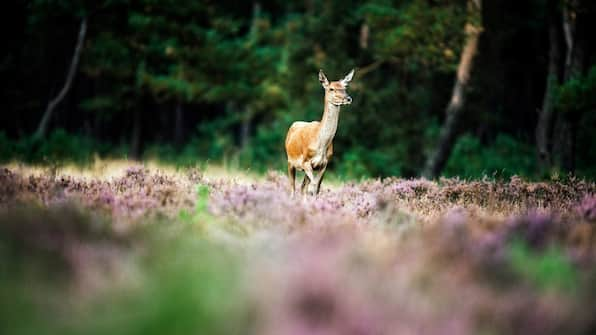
[35,17,88,139]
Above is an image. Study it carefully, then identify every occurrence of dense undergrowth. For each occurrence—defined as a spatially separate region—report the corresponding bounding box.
[3,129,595,180]
[1,164,596,334]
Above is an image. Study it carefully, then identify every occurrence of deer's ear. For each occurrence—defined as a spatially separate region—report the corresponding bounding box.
[319,69,329,88]
[340,69,355,86]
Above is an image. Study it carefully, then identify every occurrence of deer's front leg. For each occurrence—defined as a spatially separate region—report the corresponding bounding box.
[314,164,327,195]
[300,175,310,194]
[303,162,317,196]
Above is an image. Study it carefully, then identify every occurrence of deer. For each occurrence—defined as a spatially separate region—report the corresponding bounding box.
[285,69,354,196]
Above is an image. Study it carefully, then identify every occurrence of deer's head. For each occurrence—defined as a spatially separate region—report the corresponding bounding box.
[319,69,354,106]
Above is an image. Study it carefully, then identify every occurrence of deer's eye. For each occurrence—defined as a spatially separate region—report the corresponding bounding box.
[329,88,334,91]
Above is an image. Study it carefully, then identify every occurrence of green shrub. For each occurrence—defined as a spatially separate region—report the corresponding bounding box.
[334,147,401,180]
[507,239,578,294]
[0,130,108,165]
[0,132,14,162]
[37,129,99,164]
[0,205,244,335]
[444,133,536,179]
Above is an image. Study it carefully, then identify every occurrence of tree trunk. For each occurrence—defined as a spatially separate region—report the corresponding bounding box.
[553,1,585,173]
[174,101,184,146]
[236,2,260,151]
[35,17,87,139]
[536,1,561,173]
[130,108,142,160]
[359,23,369,50]
[241,107,252,150]
[423,0,482,178]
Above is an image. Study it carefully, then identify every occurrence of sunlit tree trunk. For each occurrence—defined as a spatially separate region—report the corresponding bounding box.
[423,0,482,178]
[536,1,561,173]
[359,23,369,50]
[35,17,87,139]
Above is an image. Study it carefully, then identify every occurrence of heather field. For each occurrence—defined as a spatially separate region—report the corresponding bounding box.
[2,162,596,335]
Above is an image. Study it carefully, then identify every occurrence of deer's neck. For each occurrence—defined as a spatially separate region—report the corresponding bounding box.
[316,101,340,151]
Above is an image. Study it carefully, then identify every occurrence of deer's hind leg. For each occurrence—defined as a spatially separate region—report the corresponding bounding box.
[288,163,296,196]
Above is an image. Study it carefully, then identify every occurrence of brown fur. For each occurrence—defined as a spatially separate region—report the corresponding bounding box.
[285,122,333,165]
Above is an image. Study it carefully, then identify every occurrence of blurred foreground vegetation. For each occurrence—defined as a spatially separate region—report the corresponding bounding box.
[2,0,596,179]
[1,165,596,334]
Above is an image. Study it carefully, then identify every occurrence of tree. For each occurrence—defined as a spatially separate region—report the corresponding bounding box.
[35,17,87,139]
[536,0,561,173]
[423,0,483,178]
[553,0,591,173]
[4,0,596,179]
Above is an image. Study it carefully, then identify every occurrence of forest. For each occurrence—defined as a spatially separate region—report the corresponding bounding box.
[2,0,595,179]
